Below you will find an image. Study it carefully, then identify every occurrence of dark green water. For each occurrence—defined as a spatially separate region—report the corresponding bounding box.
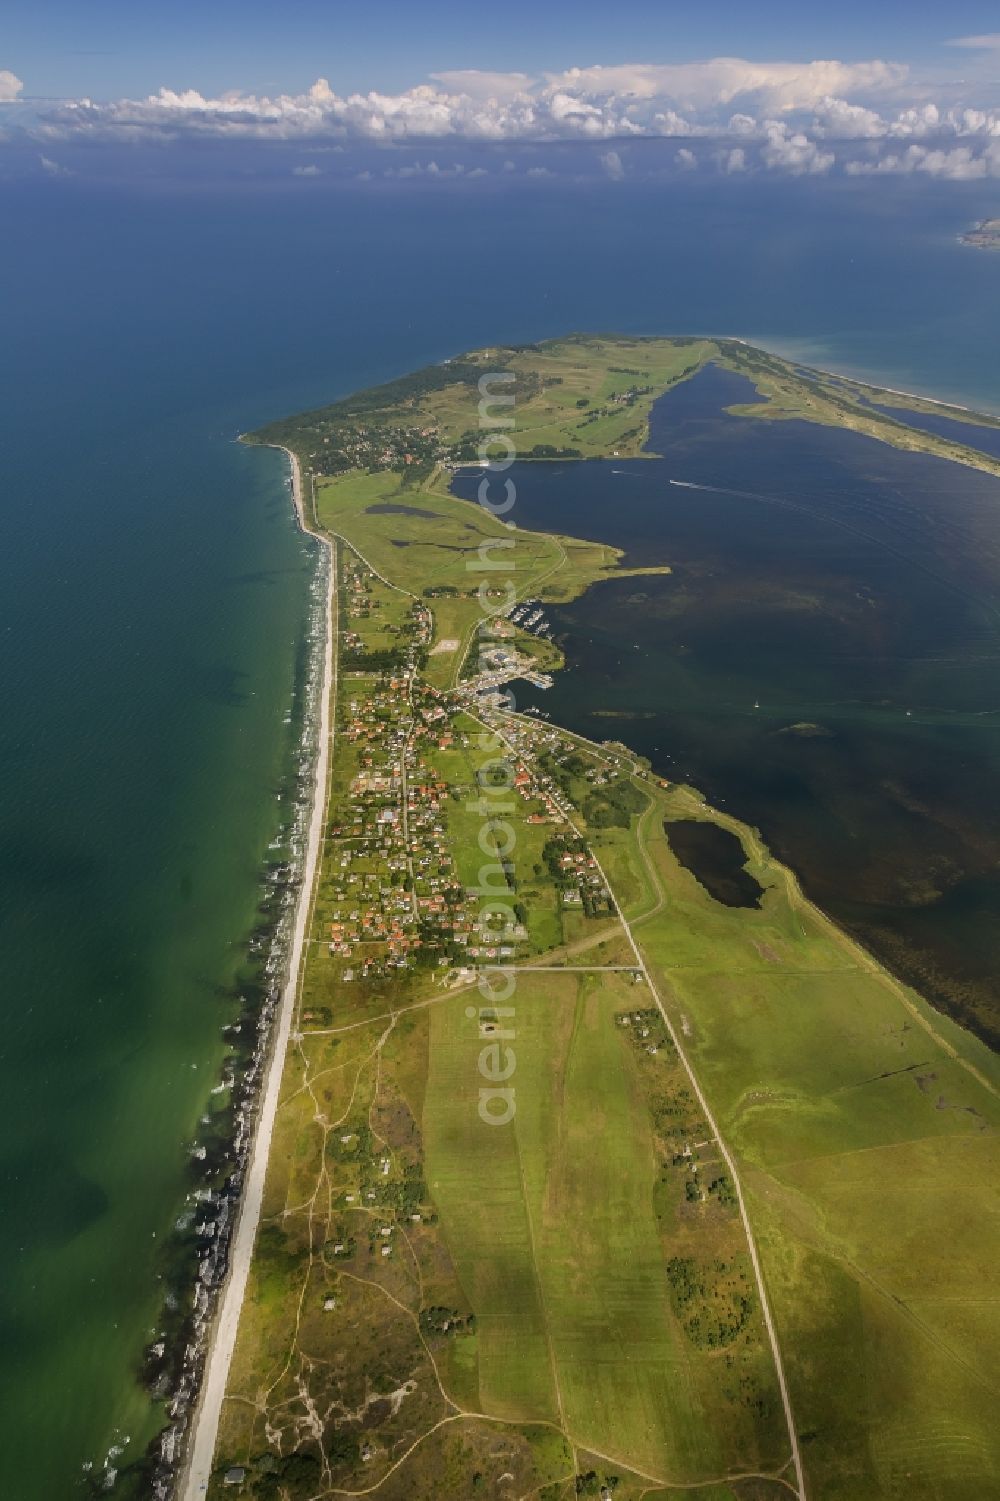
[455,365,1000,1044]
[0,411,318,1490]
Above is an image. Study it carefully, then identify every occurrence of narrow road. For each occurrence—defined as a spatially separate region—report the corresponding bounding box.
[399,673,420,921]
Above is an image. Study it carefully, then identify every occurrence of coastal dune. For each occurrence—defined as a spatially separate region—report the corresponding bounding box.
[179,448,334,1498]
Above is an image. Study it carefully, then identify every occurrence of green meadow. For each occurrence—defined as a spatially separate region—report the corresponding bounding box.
[311,466,668,689]
[619,778,1000,1501]
[424,969,788,1485]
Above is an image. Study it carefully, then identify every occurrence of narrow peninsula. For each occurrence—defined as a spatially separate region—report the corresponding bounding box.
[178,336,1000,1501]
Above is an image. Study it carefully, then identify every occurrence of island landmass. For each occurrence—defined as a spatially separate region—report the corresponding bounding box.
[962,216,1000,250]
[174,337,1000,1501]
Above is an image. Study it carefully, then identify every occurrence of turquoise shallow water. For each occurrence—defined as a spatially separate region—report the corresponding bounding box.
[0,170,998,1496]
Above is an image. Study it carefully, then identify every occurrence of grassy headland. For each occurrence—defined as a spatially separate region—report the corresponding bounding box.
[248,331,1000,489]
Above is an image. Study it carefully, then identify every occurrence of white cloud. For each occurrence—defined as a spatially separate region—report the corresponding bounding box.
[32,55,910,150]
[717,146,747,174]
[727,112,758,136]
[38,153,70,176]
[18,52,1000,181]
[651,109,698,136]
[0,68,23,102]
[542,58,907,114]
[845,142,1000,179]
[813,96,886,139]
[292,162,320,176]
[383,158,481,180]
[760,120,834,174]
[947,34,1000,50]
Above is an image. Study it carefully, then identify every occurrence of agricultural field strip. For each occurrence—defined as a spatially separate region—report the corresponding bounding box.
[466,709,806,1500]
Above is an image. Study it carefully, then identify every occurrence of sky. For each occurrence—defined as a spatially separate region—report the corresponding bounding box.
[4,0,1000,99]
[2,1,1000,183]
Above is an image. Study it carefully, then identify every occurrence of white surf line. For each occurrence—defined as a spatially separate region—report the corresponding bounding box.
[180,447,336,1499]
[476,709,808,1501]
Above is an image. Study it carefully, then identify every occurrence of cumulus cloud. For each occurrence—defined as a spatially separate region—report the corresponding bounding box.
[0,68,23,102]
[39,153,70,176]
[292,162,320,176]
[717,147,747,174]
[381,158,488,180]
[542,58,907,114]
[32,56,910,149]
[760,120,834,174]
[846,142,1000,179]
[813,96,886,139]
[16,52,1000,181]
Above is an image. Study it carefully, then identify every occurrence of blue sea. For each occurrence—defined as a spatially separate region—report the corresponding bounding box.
[0,164,998,1497]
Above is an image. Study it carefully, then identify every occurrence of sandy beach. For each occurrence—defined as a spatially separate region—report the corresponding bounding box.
[179,446,334,1498]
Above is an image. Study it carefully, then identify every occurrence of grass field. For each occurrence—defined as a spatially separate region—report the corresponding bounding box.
[620,779,1000,1501]
[424,968,788,1484]
[310,466,670,689]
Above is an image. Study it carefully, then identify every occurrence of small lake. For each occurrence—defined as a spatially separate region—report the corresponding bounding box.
[665,820,763,909]
[453,364,1000,1046]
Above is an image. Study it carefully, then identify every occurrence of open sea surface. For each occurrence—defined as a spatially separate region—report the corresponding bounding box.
[0,168,998,1496]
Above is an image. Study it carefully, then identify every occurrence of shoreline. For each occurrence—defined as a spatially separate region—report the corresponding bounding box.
[177,445,335,1499]
[729,333,999,419]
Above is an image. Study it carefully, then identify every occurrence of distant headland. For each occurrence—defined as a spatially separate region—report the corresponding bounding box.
[962,217,1000,250]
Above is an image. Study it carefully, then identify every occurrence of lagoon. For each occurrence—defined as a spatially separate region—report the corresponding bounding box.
[455,363,1000,1044]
